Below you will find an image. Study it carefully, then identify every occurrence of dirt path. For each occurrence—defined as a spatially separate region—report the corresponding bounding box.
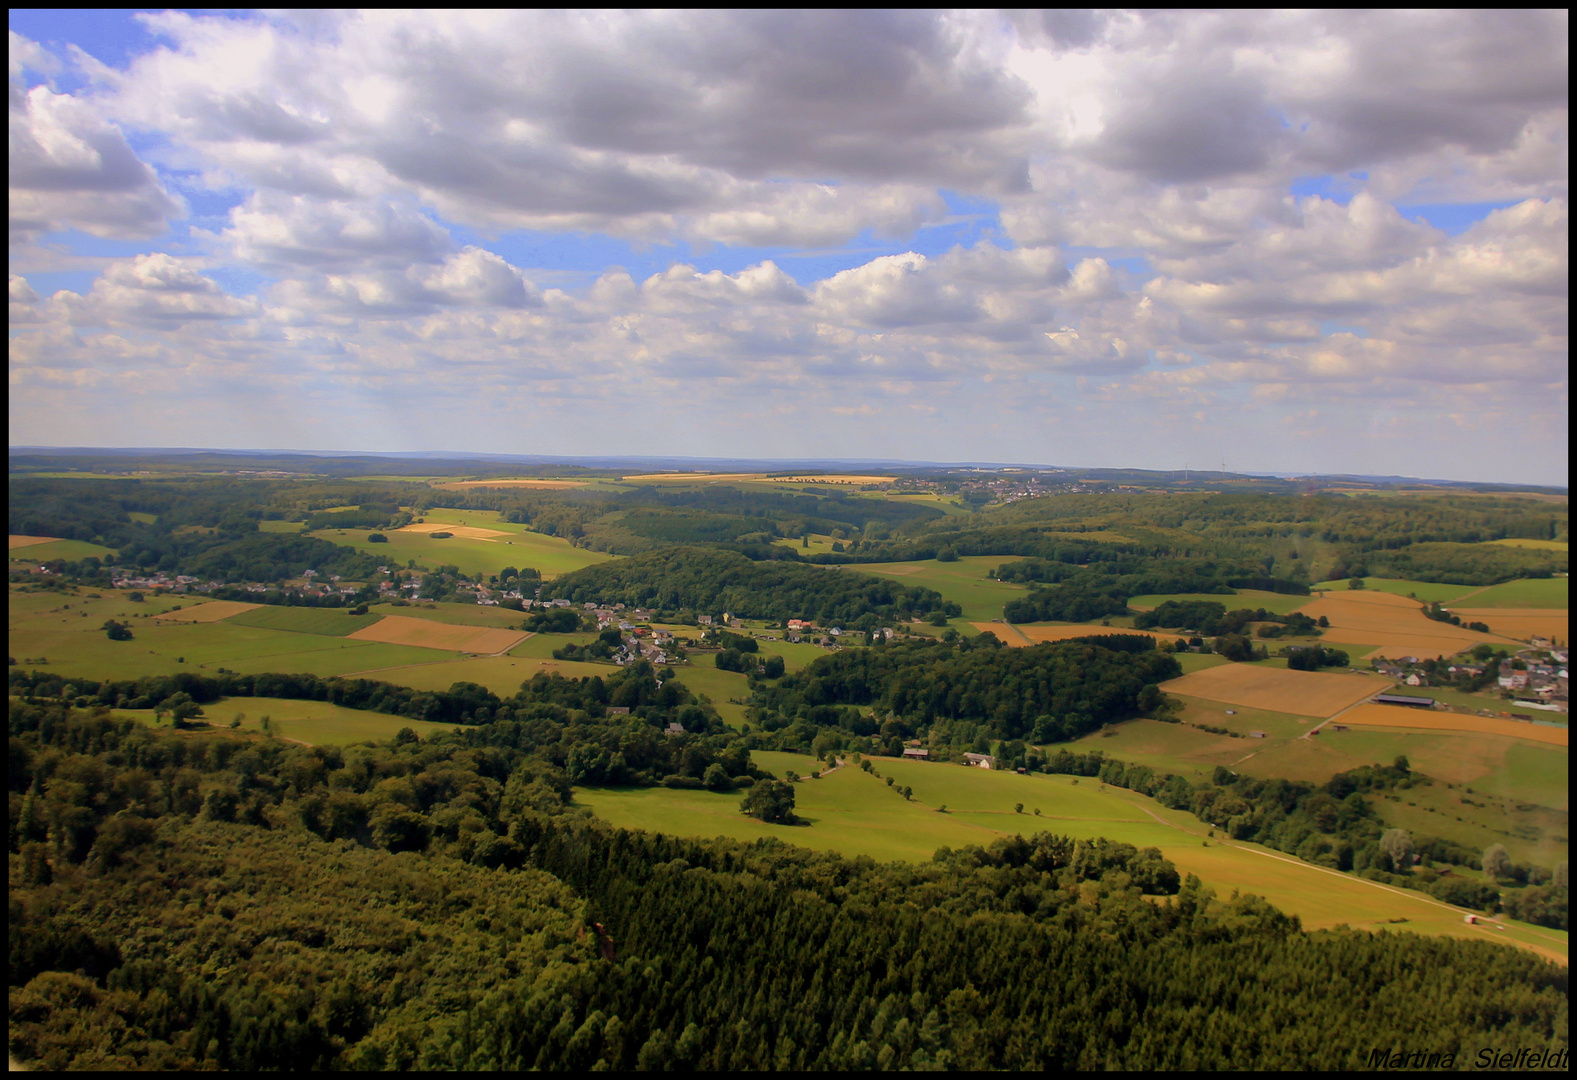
[998,622,1035,645]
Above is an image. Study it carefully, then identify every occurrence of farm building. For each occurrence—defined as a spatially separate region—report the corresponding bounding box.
[664,722,685,735]
[902,748,930,760]
[962,753,995,769]
[1374,693,1436,708]
[1248,731,1266,739]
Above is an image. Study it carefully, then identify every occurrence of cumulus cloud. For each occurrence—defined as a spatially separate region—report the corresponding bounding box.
[10,35,183,243]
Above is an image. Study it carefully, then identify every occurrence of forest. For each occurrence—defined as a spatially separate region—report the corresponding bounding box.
[9,702,1568,1070]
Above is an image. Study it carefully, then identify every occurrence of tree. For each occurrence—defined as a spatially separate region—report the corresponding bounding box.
[740,780,797,824]
[1482,844,1513,881]
[703,763,732,792]
[102,619,133,641]
[762,654,786,679]
[160,692,203,727]
[1380,828,1414,873]
[367,533,388,543]
[1348,578,1365,590]
[1393,755,1410,773]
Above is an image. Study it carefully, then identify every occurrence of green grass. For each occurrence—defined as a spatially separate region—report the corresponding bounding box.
[1367,782,1568,869]
[122,696,461,745]
[671,665,752,729]
[1448,578,1568,609]
[1484,538,1568,551]
[257,519,307,533]
[352,653,612,696]
[224,605,384,636]
[366,601,531,628]
[574,751,1566,957]
[313,520,612,579]
[855,556,1030,623]
[1128,590,1313,615]
[126,512,158,525]
[1317,727,1568,813]
[1310,578,1492,603]
[771,533,844,556]
[9,538,120,563]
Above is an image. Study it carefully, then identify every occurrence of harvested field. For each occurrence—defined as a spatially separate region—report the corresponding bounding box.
[8,535,60,549]
[1293,590,1520,659]
[1448,608,1568,643]
[620,472,767,482]
[768,475,895,485]
[154,600,264,623]
[347,615,528,654]
[978,623,1185,647]
[1161,664,1382,718]
[433,479,586,490]
[397,522,511,540]
[1331,703,1569,746]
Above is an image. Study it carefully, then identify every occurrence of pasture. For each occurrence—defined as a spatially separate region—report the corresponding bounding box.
[1310,578,1486,604]
[431,478,588,490]
[347,652,613,696]
[8,537,120,563]
[224,605,383,636]
[257,519,307,532]
[1317,727,1568,812]
[1449,578,1568,609]
[671,664,752,728]
[347,615,528,654]
[1484,538,1568,551]
[122,696,461,746]
[1365,781,1568,871]
[1331,703,1569,746]
[310,521,611,579]
[981,624,1185,647]
[1127,590,1313,615]
[856,556,1029,623]
[398,522,514,540]
[1161,664,1386,718]
[576,752,1565,958]
[368,601,531,628]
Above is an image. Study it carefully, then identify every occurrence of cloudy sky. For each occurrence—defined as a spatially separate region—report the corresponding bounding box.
[8,10,1568,483]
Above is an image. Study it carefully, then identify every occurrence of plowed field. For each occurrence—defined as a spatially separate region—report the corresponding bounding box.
[1332,703,1569,746]
[347,615,528,654]
[1161,664,1383,717]
[153,600,264,623]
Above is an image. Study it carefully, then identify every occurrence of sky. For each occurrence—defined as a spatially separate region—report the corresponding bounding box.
[7,10,1568,485]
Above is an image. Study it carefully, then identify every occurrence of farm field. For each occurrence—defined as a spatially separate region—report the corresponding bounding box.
[1161,664,1386,717]
[119,696,461,746]
[347,615,528,654]
[1127,590,1312,615]
[310,522,611,579]
[982,624,1186,647]
[1381,686,1525,714]
[1292,589,1521,659]
[1311,578,1487,603]
[1447,608,1567,644]
[256,519,307,532]
[224,605,383,636]
[578,753,1565,958]
[671,664,752,728]
[771,533,844,556]
[1317,727,1568,812]
[1365,780,1568,870]
[154,600,265,623]
[1065,719,1250,780]
[9,534,59,549]
[1450,578,1568,609]
[366,601,531,629]
[348,652,612,696]
[1170,693,1327,741]
[431,478,588,490]
[398,522,513,540]
[1172,652,1232,674]
[8,537,120,563]
[1484,538,1568,551]
[1331,703,1569,746]
[856,556,1029,623]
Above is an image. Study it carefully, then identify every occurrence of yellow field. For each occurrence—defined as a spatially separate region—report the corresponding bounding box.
[768,475,895,485]
[1162,664,1385,718]
[347,615,528,654]
[1484,538,1568,551]
[1294,589,1520,659]
[397,522,512,541]
[1332,703,1569,746]
[976,623,1185,647]
[620,472,768,482]
[8,535,61,549]
[431,479,587,490]
[1449,608,1568,643]
[153,600,264,623]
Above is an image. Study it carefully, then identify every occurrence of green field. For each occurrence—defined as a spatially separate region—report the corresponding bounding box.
[771,533,844,556]
[225,605,384,636]
[1448,578,1568,609]
[9,538,120,563]
[366,601,531,628]
[1128,590,1313,616]
[126,512,158,525]
[257,519,307,533]
[120,695,462,745]
[672,664,753,728]
[1317,727,1568,813]
[1484,538,1568,551]
[352,652,612,696]
[856,556,1030,623]
[1310,578,1487,603]
[310,523,612,579]
[576,751,1566,957]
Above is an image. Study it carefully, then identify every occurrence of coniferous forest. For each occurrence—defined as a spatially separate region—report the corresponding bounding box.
[9,701,1568,1070]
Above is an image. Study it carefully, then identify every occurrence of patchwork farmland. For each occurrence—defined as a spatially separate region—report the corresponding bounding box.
[1161,663,1386,717]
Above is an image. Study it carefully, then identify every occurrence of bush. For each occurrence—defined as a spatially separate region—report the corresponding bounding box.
[367,533,388,543]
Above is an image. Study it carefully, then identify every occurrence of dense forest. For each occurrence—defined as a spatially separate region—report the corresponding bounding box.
[541,547,959,626]
[9,702,1568,1070]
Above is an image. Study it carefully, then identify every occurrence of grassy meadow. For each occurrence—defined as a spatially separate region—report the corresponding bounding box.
[1128,590,1314,615]
[9,537,121,564]
[576,751,1566,959]
[1449,577,1568,608]
[310,515,612,579]
[120,695,462,746]
[855,556,1029,623]
[1310,578,1487,603]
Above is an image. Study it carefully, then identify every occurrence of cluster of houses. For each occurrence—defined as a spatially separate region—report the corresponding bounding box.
[1371,647,1567,713]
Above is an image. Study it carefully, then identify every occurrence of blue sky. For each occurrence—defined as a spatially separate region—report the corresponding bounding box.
[9,10,1568,484]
